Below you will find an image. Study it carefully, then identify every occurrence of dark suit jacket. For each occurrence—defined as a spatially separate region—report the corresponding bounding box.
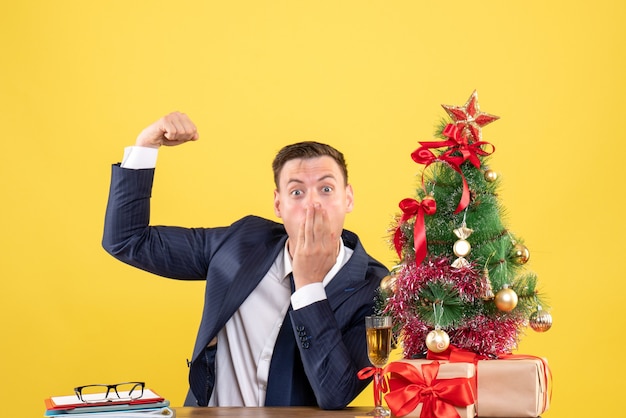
[102,164,388,409]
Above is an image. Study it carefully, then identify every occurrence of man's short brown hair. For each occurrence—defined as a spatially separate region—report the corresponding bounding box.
[272,141,348,189]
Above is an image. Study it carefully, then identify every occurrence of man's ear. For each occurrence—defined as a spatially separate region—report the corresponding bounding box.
[273,189,282,218]
[345,184,354,213]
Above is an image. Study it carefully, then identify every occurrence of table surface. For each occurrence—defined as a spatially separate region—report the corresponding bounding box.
[172,407,540,417]
[173,407,380,417]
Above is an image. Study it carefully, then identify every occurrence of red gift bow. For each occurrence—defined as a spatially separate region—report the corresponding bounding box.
[383,360,476,418]
[411,124,495,214]
[426,345,484,402]
[393,197,437,265]
[357,366,389,407]
[426,344,487,363]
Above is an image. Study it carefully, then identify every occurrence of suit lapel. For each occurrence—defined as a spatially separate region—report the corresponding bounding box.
[324,240,370,311]
[214,236,288,331]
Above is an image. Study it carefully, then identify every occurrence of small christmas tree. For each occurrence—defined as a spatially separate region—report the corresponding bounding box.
[379,91,552,359]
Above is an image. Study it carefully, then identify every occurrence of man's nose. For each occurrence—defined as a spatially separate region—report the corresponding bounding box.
[305,190,320,205]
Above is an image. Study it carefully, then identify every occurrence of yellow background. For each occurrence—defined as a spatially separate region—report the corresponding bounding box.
[1,1,624,417]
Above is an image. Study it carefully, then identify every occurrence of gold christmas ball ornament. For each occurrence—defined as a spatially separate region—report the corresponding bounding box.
[425,328,450,353]
[529,307,553,332]
[484,169,498,182]
[511,243,530,265]
[380,275,397,294]
[495,285,518,312]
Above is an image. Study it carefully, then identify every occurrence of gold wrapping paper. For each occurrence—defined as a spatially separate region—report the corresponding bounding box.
[476,357,550,417]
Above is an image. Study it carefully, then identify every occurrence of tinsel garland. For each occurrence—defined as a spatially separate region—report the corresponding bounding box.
[384,256,524,358]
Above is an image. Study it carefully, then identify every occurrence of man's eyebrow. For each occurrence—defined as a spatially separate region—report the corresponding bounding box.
[286,178,304,186]
[318,174,337,182]
[285,174,337,186]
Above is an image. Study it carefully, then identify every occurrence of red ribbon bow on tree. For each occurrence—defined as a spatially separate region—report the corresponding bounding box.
[393,196,437,266]
[410,124,495,214]
[439,124,495,169]
[383,361,476,418]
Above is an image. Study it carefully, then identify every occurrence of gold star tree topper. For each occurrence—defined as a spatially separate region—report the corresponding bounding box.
[442,90,500,142]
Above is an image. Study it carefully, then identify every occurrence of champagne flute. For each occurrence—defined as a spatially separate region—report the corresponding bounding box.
[365,315,392,417]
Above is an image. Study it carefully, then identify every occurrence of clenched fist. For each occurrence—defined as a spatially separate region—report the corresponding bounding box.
[136,112,199,148]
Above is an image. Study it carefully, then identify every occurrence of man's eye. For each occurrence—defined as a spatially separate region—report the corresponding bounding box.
[322,186,333,193]
[290,190,302,196]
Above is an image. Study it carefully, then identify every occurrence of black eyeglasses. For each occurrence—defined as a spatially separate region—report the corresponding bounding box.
[74,382,145,403]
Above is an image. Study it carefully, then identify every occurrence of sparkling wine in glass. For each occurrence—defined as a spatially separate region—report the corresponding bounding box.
[365,315,392,417]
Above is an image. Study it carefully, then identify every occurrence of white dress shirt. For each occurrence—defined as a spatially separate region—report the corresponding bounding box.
[121,146,353,406]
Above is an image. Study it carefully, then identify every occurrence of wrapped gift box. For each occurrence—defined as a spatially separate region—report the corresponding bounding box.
[476,357,550,417]
[384,360,476,418]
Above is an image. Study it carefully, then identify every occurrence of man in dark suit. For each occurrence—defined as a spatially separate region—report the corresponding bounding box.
[102,112,388,409]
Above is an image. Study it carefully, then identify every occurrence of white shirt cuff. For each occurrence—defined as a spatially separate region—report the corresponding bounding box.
[291,282,326,310]
[121,146,159,169]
